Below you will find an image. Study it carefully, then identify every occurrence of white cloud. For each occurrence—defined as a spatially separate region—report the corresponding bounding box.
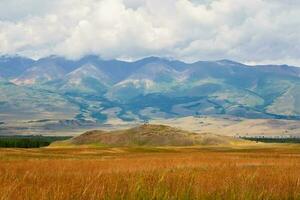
[1,0,300,65]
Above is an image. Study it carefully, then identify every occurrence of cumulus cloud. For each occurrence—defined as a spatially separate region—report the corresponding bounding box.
[0,0,300,65]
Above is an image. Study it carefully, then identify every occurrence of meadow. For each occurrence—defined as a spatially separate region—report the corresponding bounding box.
[1,145,300,200]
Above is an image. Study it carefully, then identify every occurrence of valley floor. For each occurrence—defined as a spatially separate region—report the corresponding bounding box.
[1,145,300,200]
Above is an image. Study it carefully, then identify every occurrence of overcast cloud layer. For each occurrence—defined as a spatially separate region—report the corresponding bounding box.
[0,0,300,65]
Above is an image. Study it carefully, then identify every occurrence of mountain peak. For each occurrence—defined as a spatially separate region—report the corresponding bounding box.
[79,54,102,62]
[216,59,244,66]
[65,63,110,86]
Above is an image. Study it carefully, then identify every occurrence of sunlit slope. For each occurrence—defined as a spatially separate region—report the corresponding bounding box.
[151,116,300,136]
[68,124,239,146]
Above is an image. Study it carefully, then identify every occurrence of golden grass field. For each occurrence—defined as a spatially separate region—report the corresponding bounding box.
[1,144,300,200]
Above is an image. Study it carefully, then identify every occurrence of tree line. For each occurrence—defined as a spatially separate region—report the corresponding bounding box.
[0,135,71,148]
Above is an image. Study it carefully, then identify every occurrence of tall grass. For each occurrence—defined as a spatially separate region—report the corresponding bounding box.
[0,147,300,199]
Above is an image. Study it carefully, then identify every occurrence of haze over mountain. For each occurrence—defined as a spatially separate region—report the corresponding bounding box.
[1,54,300,135]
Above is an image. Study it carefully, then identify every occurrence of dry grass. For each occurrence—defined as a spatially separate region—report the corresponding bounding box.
[1,146,300,200]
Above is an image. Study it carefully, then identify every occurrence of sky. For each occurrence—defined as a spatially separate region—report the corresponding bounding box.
[0,0,300,65]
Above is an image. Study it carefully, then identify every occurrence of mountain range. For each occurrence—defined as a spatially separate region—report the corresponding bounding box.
[1,54,300,134]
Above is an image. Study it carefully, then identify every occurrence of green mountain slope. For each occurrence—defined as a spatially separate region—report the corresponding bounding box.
[1,55,300,135]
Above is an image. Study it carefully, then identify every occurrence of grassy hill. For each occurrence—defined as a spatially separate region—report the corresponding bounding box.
[66,124,239,147]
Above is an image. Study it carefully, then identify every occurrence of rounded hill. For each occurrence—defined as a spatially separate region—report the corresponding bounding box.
[70,124,237,147]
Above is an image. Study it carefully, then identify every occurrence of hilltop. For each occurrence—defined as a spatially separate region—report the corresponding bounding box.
[67,124,240,147]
